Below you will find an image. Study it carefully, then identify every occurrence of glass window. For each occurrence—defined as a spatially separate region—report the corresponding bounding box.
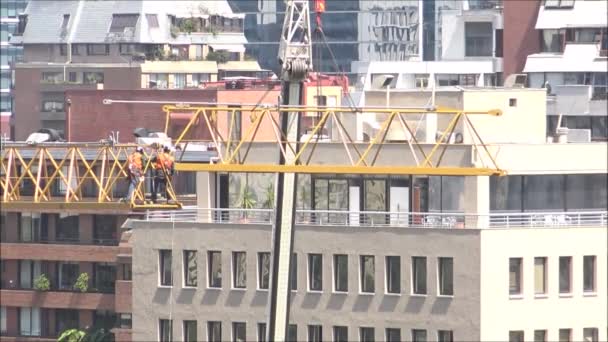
[465,22,493,56]
[19,213,41,242]
[308,325,322,342]
[333,254,348,292]
[287,324,298,342]
[232,322,246,342]
[1,71,11,89]
[364,179,386,223]
[0,93,12,112]
[290,253,297,291]
[93,310,116,331]
[333,326,348,342]
[119,313,132,329]
[534,257,547,295]
[566,174,607,210]
[110,14,139,32]
[146,14,159,28]
[258,323,267,342]
[412,329,427,342]
[308,253,323,291]
[19,307,41,336]
[159,250,172,286]
[19,260,41,289]
[159,319,173,342]
[41,72,63,83]
[93,262,116,293]
[360,327,375,342]
[438,257,454,296]
[119,44,138,55]
[509,331,524,342]
[583,328,598,342]
[534,330,546,342]
[386,256,401,294]
[183,320,197,342]
[93,215,117,245]
[490,175,523,211]
[412,256,427,295]
[559,256,572,294]
[509,258,522,295]
[441,176,464,212]
[386,328,401,342]
[183,250,197,287]
[58,262,79,290]
[208,321,222,342]
[559,329,571,342]
[41,100,64,112]
[541,29,564,53]
[208,251,222,288]
[591,116,607,140]
[438,330,454,342]
[583,256,596,293]
[83,72,104,84]
[232,252,246,289]
[173,74,186,89]
[360,255,375,293]
[0,306,6,334]
[258,252,270,290]
[86,44,110,56]
[523,175,565,211]
[149,73,169,88]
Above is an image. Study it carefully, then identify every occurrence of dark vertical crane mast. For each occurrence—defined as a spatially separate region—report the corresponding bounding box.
[268,1,312,341]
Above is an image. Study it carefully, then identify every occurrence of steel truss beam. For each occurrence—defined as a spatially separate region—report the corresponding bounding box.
[163,104,505,176]
[0,144,181,210]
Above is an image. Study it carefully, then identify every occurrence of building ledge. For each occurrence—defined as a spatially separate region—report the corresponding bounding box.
[0,243,119,262]
[0,289,115,310]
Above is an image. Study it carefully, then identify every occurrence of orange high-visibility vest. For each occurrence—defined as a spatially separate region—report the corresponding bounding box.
[155,152,173,170]
[128,153,143,171]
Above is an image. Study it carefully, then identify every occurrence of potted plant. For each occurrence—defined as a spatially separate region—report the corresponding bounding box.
[33,274,50,291]
[73,272,89,293]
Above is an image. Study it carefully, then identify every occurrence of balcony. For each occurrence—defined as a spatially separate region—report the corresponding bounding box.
[0,289,115,310]
[0,243,119,262]
[38,82,98,93]
[546,85,607,116]
[144,208,608,229]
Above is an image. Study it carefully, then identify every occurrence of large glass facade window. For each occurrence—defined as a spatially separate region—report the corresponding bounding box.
[56,214,79,243]
[93,215,116,245]
[491,176,523,211]
[19,307,41,336]
[19,260,41,289]
[93,263,116,293]
[20,213,41,242]
[465,22,493,56]
[56,309,79,335]
[58,262,79,290]
[523,175,564,211]
[313,178,348,224]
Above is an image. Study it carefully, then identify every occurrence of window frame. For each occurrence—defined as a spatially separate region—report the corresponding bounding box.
[583,255,596,294]
[509,257,523,297]
[308,253,323,292]
[412,329,427,342]
[232,251,247,289]
[360,255,375,294]
[333,254,348,293]
[207,321,222,342]
[411,256,427,295]
[464,21,494,57]
[257,252,270,290]
[307,325,322,342]
[159,249,173,287]
[257,322,267,342]
[86,44,110,56]
[385,256,401,294]
[386,328,401,342]
[559,256,572,295]
[183,320,197,342]
[232,322,246,342]
[438,257,454,296]
[360,327,375,342]
[333,326,348,342]
[159,318,173,342]
[438,330,454,342]
[558,328,571,342]
[207,251,222,289]
[183,250,197,288]
[533,330,547,342]
[509,330,524,342]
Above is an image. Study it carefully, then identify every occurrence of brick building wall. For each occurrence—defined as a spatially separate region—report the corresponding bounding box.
[503,0,541,78]
[65,89,217,143]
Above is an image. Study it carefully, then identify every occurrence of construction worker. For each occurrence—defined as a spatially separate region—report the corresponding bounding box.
[124,146,145,203]
[151,145,175,203]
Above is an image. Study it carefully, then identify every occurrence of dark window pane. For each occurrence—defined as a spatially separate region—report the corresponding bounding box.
[309,254,322,291]
[333,254,348,292]
[360,327,375,342]
[439,257,454,296]
[258,323,267,342]
[509,331,524,342]
[159,319,172,342]
[465,22,493,56]
[490,176,523,211]
[360,255,375,293]
[565,174,607,210]
[509,258,522,295]
[523,175,565,211]
[412,329,427,342]
[232,322,246,342]
[583,256,596,293]
[438,330,454,342]
[208,321,222,342]
[258,252,270,290]
[110,14,139,32]
[184,321,197,342]
[333,326,348,342]
[160,250,172,286]
[287,325,298,342]
[290,253,297,291]
[308,325,322,342]
[208,251,222,288]
[559,256,571,293]
[183,250,197,287]
[232,252,246,288]
[386,328,401,342]
[386,256,401,294]
[412,257,427,294]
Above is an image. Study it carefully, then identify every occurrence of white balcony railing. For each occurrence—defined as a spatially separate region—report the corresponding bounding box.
[144,208,608,229]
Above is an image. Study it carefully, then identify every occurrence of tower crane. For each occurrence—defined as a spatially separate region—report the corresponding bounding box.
[268,1,312,340]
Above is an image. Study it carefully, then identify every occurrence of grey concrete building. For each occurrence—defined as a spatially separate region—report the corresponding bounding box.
[129,87,607,342]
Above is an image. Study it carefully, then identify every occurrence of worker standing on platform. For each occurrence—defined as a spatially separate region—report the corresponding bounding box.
[151,145,174,203]
[124,146,145,203]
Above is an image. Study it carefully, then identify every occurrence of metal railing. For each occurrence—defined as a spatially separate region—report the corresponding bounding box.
[144,208,608,229]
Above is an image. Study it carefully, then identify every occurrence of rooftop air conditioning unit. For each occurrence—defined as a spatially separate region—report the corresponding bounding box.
[566,129,591,143]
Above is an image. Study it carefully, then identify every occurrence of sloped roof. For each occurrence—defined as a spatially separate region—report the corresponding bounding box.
[21,0,243,44]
